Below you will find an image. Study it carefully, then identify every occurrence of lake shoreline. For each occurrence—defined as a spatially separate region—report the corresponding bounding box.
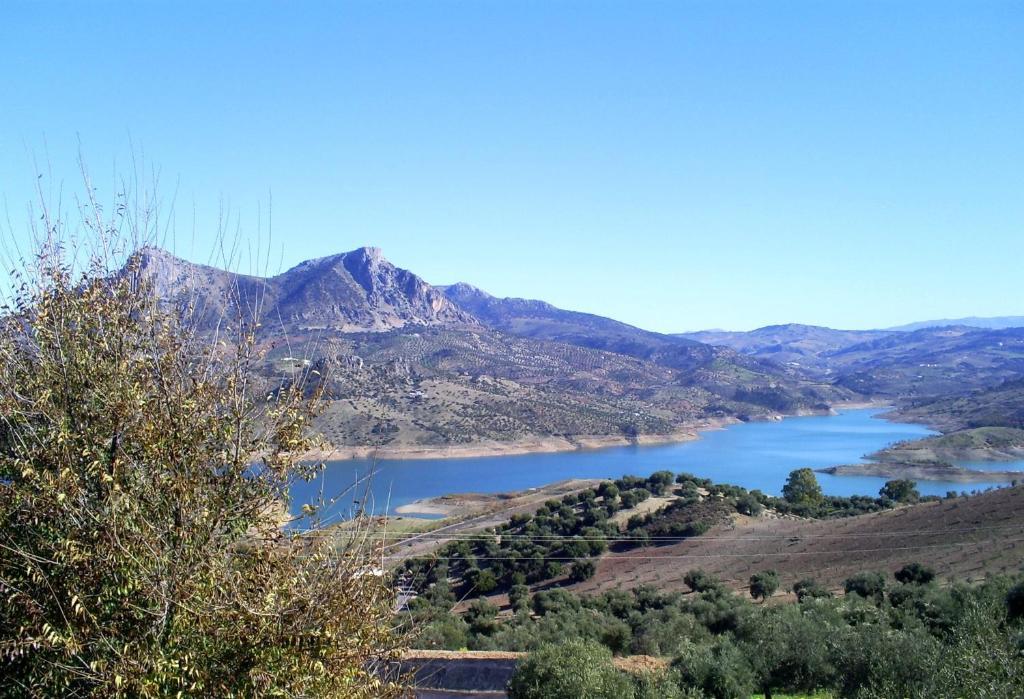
[302,401,883,463]
[394,479,600,517]
[820,461,1022,483]
[289,407,978,517]
[304,423,726,462]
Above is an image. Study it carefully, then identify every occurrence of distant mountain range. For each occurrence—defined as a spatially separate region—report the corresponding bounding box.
[676,324,892,371]
[134,246,1024,449]
[678,322,1024,394]
[886,316,1024,332]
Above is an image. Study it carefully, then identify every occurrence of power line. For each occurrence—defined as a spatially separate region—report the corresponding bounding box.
[383,537,1024,561]
[324,521,1024,544]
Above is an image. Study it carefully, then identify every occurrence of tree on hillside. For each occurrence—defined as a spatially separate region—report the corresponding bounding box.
[672,638,756,699]
[1006,580,1024,621]
[894,562,936,585]
[0,179,403,697]
[684,569,721,593]
[792,578,832,602]
[646,470,675,495]
[506,640,633,699]
[737,605,837,699]
[844,571,887,602]
[736,492,764,516]
[880,479,920,503]
[509,584,531,614]
[749,570,780,602]
[631,670,686,699]
[465,599,499,635]
[596,482,619,501]
[569,560,597,583]
[782,468,823,507]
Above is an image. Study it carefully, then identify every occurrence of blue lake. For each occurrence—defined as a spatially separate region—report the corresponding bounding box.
[290,408,1024,519]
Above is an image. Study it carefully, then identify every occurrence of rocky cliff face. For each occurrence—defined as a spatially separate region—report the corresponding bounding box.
[273,247,476,331]
[135,246,478,332]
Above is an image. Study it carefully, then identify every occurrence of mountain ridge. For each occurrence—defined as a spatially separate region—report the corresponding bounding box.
[136,245,478,333]
[129,247,855,449]
[129,247,1024,451]
[887,315,1024,332]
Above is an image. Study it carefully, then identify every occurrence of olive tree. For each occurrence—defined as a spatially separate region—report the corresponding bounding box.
[894,562,936,586]
[844,571,887,603]
[749,570,780,602]
[507,640,633,699]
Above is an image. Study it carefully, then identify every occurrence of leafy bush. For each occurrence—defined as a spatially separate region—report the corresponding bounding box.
[792,578,833,602]
[507,640,634,699]
[749,570,780,601]
[1007,580,1024,621]
[684,569,721,593]
[844,572,887,602]
[736,492,764,516]
[569,560,597,583]
[672,638,755,699]
[894,562,936,585]
[509,584,531,613]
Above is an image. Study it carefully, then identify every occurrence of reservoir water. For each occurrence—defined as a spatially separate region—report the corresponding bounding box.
[290,408,1023,519]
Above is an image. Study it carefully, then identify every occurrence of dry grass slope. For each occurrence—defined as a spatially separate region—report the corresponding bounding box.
[570,484,1024,597]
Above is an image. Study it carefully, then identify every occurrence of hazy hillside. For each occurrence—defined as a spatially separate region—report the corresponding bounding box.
[890,378,1024,432]
[572,484,1024,597]
[441,282,706,363]
[829,326,1024,398]
[440,284,829,387]
[677,323,891,371]
[888,315,1024,332]
[679,322,1024,401]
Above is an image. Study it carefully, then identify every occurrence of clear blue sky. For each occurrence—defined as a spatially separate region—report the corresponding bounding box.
[2,1,1022,332]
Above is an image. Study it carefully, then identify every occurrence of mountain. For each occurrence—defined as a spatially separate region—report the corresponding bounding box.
[887,316,1024,332]
[137,246,477,332]
[827,326,1024,398]
[441,283,721,372]
[131,247,853,450]
[677,321,1024,400]
[676,324,892,372]
[439,282,699,353]
[130,247,1024,448]
[886,378,1024,432]
[437,283,853,406]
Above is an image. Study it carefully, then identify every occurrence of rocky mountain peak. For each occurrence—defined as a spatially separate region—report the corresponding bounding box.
[440,282,493,302]
[129,245,478,333]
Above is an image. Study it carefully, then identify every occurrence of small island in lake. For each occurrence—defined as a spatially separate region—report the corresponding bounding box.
[819,427,1024,482]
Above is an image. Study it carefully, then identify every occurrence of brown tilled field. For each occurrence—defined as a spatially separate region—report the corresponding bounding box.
[568,484,1024,597]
